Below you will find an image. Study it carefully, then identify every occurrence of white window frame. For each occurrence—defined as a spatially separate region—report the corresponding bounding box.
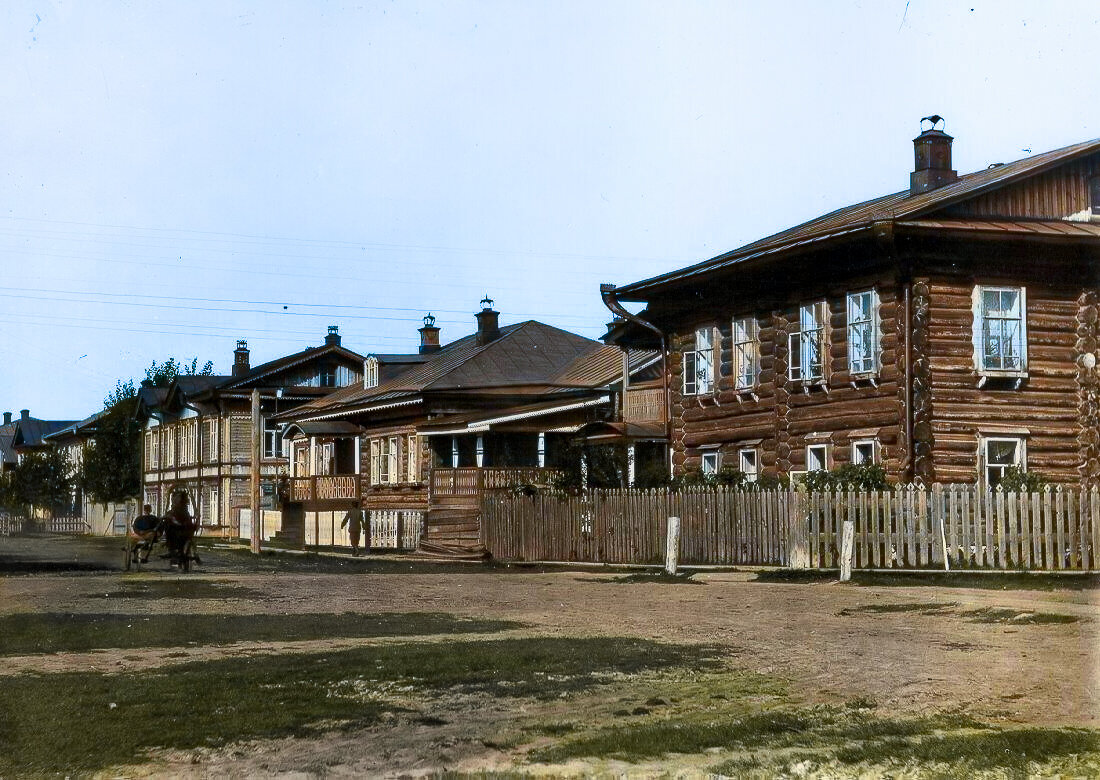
[980,436,1025,488]
[683,326,717,396]
[789,301,828,382]
[700,451,720,475]
[263,420,281,459]
[370,438,381,484]
[738,448,759,482]
[386,436,398,485]
[732,317,759,390]
[364,356,379,389]
[806,443,829,473]
[973,286,1028,376]
[851,439,879,466]
[846,289,880,375]
[406,434,419,482]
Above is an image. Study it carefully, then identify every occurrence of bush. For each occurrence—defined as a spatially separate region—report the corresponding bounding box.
[996,466,1049,492]
[801,463,890,491]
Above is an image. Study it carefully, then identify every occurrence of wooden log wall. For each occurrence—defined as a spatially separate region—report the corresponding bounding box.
[1077,289,1100,484]
[925,276,1085,484]
[669,272,907,481]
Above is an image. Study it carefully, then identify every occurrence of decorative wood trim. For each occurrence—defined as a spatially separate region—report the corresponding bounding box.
[1076,288,1100,486]
[910,278,935,483]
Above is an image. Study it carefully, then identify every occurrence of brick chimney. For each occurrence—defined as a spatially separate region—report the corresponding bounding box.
[911,115,958,195]
[475,296,500,346]
[3,412,10,425]
[20,409,30,421]
[418,313,441,354]
[325,325,341,347]
[233,340,250,377]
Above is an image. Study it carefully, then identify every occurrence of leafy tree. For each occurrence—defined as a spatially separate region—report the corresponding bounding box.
[81,357,213,505]
[8,449,73,519]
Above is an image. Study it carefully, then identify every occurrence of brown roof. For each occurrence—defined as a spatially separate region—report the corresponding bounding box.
[219,344,364,390]
[291,321,614,418]
[613,137,1100,298]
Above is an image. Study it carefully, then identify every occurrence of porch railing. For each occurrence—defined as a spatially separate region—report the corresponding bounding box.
[431,467,560,497]
[288,475,361,503]
[623,387,667,424]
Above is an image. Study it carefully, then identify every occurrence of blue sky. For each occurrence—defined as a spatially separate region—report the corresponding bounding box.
[1,1,1098,417]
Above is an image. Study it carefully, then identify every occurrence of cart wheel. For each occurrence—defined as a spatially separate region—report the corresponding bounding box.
[124,540,133,571]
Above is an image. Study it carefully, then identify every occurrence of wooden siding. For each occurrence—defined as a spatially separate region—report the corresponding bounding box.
[926,277,1084,484]
[942,154,1099,219]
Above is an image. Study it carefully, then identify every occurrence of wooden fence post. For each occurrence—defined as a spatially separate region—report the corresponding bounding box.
[665,515,681,575]
[839,519,855,581]
[787,490,809,568]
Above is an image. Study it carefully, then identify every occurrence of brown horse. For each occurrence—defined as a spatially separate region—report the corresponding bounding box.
[162,490,198,569]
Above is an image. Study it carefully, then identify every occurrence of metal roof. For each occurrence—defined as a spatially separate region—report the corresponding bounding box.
[613,137,1100,298]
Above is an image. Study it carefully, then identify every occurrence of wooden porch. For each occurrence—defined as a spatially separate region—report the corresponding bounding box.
[287,475,361,509]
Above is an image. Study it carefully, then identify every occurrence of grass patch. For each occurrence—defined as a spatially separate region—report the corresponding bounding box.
[838,601,956,616]
[832,727,1100,775]
[0,611,522,656]
[529,706,983,764]
[960,607,1079,625]
[0,636,717,775]
[90,579,265,600]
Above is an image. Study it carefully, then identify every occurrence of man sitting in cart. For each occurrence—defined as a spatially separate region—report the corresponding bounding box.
[162,491,198,567]
[130,504,161,564]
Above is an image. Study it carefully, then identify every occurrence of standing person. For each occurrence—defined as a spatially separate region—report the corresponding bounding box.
[131,504,160,563]
[163,491,198,567]
[341,504,366,556]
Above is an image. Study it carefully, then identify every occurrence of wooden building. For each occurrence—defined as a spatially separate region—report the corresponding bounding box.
[603,118,1100,487]
[138,327,363,536]
[280,301,657,556]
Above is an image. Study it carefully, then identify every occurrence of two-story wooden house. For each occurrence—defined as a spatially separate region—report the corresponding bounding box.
[603,118,1100,487]
[138,327,363,535]
[280,300,657,556]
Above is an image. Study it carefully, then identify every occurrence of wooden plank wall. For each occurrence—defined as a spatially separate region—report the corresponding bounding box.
[482,486,1100,571]
[943,155,1099,219]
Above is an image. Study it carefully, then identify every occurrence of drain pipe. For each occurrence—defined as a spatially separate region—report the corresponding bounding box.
[600,284,672,470]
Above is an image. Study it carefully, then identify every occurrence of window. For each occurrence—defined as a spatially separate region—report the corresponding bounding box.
[364,356,379,388]
[263,421,281,459]
[318,365,337,388]
[974,286,1027,373]
[789,301,828,382]
[847,290,879,375]
[683,326,716,395]
[852,440,878,465]
[319,442,335,475]
[1090,175,1100,217]
[982,437,1024,488]
[806,444,829,472]
[700,451,720,475]
[732,317,759,390]
[738,449,759,482]
[294,443,308,477]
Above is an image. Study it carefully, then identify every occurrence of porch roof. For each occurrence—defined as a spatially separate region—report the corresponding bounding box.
[282,420,364,440]
[418,396,610,436]
[574,421,668,443]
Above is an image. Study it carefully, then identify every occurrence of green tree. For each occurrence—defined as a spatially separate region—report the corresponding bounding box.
[9,449,73,519]
[80,357,214,505]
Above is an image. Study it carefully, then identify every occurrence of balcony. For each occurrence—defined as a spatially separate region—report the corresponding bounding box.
[288,475,362,506]
[624,386,667,424]
[430,467,560,497]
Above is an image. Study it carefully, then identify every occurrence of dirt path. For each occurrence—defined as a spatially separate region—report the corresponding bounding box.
[3,534,1098,777]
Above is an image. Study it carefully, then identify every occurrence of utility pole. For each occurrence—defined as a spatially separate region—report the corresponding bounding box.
[250,388,262,554]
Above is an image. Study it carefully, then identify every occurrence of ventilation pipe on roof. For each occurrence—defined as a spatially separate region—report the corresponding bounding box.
[3,412,10,425]
[910,115,958,195]
[20,409,29,421]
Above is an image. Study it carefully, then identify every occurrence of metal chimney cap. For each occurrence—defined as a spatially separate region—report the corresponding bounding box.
[920,115,946,132]
[479,295,495,311]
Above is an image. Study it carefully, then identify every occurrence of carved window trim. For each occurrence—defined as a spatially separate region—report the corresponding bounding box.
[846,289,880,376]
[972,285,1028,379]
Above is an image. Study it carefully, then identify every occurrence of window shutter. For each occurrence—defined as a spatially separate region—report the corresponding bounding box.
[407,434,418,482]
[388,437,398,484]
[370,439,380,485]
[788,331,801,380]
[683,350,697,395]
